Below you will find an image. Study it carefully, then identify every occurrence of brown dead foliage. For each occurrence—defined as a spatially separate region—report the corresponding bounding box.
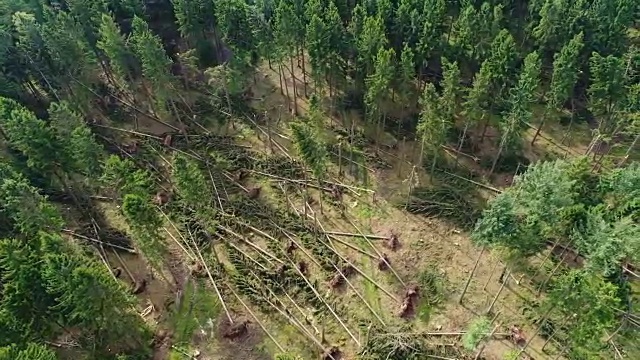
[223,319,251,340]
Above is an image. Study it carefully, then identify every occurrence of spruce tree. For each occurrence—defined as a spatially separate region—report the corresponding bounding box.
[532,32,584,145]
[490,51,541,175]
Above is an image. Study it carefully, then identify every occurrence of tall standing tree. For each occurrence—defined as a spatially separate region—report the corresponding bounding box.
[440,57,462,123]
[416,0,446,86]
[97,13,134,93]
[397,43,416,111]
[48,101,103,177]
[274,0,302,114]
[364,47,395,142]
[532,32,584,145]
[129,16,174,118]
[490,51,541,175]
[416,83,449,176]
[121,193,167,269]
[587,52,627,155]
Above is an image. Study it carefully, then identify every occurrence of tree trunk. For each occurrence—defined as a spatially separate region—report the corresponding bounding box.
[338,142,343,177]
[278,63,284,96]
[289,56,298,115]
[518,305,556,356]
[531,109,548,146]
[479,112,490,143]
[489,136,506,176]
[430,149,438,182]
[299,46,308,98]
[280,63,291,111]
[459,247,485,304]
[456,121,470,168]
[486,268,510,314]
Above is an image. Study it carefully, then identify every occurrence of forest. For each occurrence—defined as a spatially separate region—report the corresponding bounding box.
[0,0,638,359]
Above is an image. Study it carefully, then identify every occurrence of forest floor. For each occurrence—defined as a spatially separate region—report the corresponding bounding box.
[90,61,590,360]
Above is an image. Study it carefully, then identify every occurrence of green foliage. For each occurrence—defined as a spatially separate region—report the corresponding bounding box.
[440,57,461,121]
[0,97,63,175]
[101,155,153,197]
[0,343,58,360]
[546,270,620,358]
[48,101,103,176]
[97,13,133,85]
[0,169,63,235]
[290,122,327,179]
[548,32,584,109]
[122,193,166,264]
[588,52,627,134]
[365,46,394,121]
[130,16,173,104]
[417,83,449,156]
[462,316,491,351]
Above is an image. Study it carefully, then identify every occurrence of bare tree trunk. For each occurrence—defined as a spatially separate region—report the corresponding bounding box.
[278,63,284,96]
[456,122,470,168]
[486,268,510,314]
[280,63,290,111]
[531,109,548,145]
[289,56,298,115]
[489,137,505,176]
[459,247,485,304]
[299,45,308,98]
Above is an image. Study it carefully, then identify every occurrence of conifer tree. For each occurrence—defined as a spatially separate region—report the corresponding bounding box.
[588,52,627,149]
[365,47,395,142]
[0,343,58,360]
[97,13,134,91]
[397,43,416,110]
[440,57,462,122]
[417,83,449,176]
[129,16,173,115]
[532,32,584,145]
[394,0,422,49]
[274,0,301,113]
[416,0,446,82]
[490,51,541,175]
[0,97,65,178]
[48,101,103,177]
[121,193,167,267]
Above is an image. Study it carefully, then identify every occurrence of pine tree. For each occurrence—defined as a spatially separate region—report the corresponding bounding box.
[121,193,167,267]
[532,32,584,145]
[545,270,620,359]
[274,0,302,113]
[588,52,627,145]
[490,51,541,175]
[101,155,153,197]
[306,11,329,93]
[97,13,134,91]
[417,83,449,176]
[42,249,143,352]
[365,47,395,142]
[416,0,446,82]
[440,57,462,122]
[0,97,64,178]
[397,43,416,110]
[48,101,103,177]
[0,343,58,360]
[129,16,173,115]
[394,0,422,49]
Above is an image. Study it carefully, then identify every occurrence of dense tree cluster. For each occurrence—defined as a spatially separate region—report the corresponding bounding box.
[473,158,639,358]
